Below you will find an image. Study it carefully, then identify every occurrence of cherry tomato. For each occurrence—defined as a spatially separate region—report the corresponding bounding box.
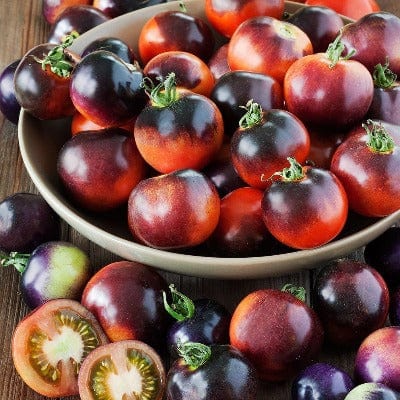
[330,119,400,217]
[42,0,91,24]
[228,16,313,83]
[12,299,108,397]
[207,43,230,81]
[284,34,374,129]
[262,157,348,249]
[205,0,284,38]
[92,0,167,18]
[0,59,21,124]
[78,340,166,400]
[305,0,380,21]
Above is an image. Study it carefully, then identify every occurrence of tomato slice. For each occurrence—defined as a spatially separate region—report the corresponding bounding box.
[12,299,109,397]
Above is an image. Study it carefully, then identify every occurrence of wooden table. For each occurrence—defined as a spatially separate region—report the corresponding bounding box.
[0,1,399,399]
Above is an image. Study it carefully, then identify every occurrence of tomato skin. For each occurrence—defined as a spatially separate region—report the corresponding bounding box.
[330,121,400,217]
[42,0,91,24]
[229,289,324,382]
[368,82,400,125]
[262,165,348,249]
[284,53,374,128]
[305,0,380,21]
[205,0,284,38]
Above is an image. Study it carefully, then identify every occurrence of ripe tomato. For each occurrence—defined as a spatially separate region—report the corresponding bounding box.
[304,0,380,21]
[12,299,108,397]
[262,157,348,249]
[330,120,400,217]
[205,0,285,38]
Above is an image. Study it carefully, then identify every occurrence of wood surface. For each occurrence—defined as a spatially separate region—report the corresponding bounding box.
[0,1,399,399]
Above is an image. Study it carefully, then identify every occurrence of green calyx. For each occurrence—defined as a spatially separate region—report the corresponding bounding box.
[326,31,355,68]
[275,157,305,182]
[363,119,395,154]
[239,99,263,129]
[177,341,211,370]
[1,251,30,274]
[162,284,195,321]
[34,31,79,78]
[373,58,397,89]
[281,283,306,302]
[141,72,179,108]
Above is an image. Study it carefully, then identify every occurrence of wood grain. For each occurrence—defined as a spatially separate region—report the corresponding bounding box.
[0,1,399,399]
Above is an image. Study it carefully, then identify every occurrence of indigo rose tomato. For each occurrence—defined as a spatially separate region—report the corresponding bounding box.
[42,0,91,24]
[229,286,324,381]
[0,59,21,124]
[284,33,374,128]
[313,259,389,348]
[143,51,215,97]
[92,0,166,18]
[354,327,400,392]
[286,5,344,53]
[230,102,310,189]
[207,43,230,81]
[78,340,166,400]
[330,119,400,217]
[304,0,380,20]
[205,0,284,38]
[166,342,258,400]
[228,16,313,83]
[57,128,146,212]
[127,169,220,249]
[138,9,215,65]
[12,299,108,398]
[292,362,355,400]
[14,35,78,120]
[70,50,146,128]
[210,70,284,136]
[134,73,223,173]
[261,158,348,249]
[341,12,400,76]
[344,383,400,400]
[81,261,170,348]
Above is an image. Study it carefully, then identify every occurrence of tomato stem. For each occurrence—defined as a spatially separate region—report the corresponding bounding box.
[274,157,305,182]
[326,31,355,68]
[363,119,395,153]
[141,72,179,107]
[177,341,211,370]
[162,284,195,321]
[373,58,397,89]
[239,99,263,129]
[0,251,30,274]
[281,283,306,302]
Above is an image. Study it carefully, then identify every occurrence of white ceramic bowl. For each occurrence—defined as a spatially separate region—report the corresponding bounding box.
[18,0,400,279]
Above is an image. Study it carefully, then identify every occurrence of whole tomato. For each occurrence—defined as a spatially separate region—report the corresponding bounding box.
[205,0,284,38]
[330,119,400,217]
[284,33,374,128]
[304,0,380,20]
[261,157,348,249]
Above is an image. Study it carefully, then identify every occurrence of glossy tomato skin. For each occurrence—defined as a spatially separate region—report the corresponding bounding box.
[231,109,310,189]
[12,299,108,398]
[368,82,400,125]
[57,128,146,212]
[166,344,258,400]
[0,59,21,124]
[210,70,284,136]
[330,121,400,217]
[81,261,171,348]
[345,383,400,400]
[205,0,284,38]
[313,260,389,348]
[128,169,220,250]
[230,289,324,382]
[14,44,76,120]
[228,16,313,83]
[42,0,91,24]
[284,53,374,128]
[92,0,166,18]
[207,43,230,81]
[70,50,146,128]
[134,91,224,173]
[138,11,215,65]
[262,164,348,249]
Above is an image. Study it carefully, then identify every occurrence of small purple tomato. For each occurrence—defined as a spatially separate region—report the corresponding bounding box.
[0,59,21,124]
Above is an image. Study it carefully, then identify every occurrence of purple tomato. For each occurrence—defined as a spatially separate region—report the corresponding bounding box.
[0,59,21,124]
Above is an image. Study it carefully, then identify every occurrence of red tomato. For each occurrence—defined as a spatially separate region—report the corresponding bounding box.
[305,0,380,21]
[261,157,348,249]
[330,120,400,217]
[205,0,285,38]
[12,299,108,397]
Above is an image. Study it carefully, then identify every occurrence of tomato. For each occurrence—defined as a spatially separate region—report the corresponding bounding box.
[92,0,167,18]
[261,157,348,249]
[207,43,230,81]
[284,34,374,128]
[330,119,400,217]
[42,0,91,24]
[304,0,380,21]
[228,16,313,83]
[205,0,284,38]
[134,73,224,173]
[78,340,166,400]
[12,299,108,397]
